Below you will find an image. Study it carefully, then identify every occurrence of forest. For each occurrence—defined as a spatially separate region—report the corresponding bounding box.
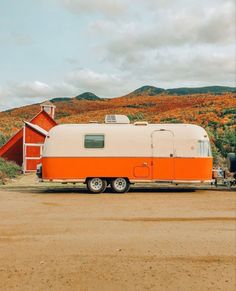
[0,88,235,167]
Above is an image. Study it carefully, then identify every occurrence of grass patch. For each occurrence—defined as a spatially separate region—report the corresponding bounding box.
[222,108,236,116]
[127,112,144,121]
[0,158,21,184]
[0,133,11,147]
[160,117,183,123]
[126,103,155,109]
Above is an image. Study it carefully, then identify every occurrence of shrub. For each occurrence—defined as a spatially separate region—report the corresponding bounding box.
[0,133,10,147]
[222,108,236,116]
[126,103,155,109]
[160,117,183,123]
[209,127,236,158]
[127,112,144,121]
[55,112,70,119]
[0,158,21,184]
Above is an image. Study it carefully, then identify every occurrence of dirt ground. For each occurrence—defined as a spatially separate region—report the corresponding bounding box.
[0,174,235,291]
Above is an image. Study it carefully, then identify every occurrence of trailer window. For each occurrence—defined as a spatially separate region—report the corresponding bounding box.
[199,140,212,157]
[84,135,104,148]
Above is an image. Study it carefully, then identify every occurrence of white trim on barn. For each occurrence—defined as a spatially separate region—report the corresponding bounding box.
[22,125,26,173]
[25,157,41,160]
[22,122,48,172]
[24,143,44,147]
[24,121,48,136]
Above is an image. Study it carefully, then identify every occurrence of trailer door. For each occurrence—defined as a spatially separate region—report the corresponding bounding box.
[151,130,174,180]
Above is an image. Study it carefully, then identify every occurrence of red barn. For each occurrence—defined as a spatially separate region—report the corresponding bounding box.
[0,101,57,172]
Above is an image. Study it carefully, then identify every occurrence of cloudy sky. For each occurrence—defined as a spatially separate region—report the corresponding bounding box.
[0,0,235,110]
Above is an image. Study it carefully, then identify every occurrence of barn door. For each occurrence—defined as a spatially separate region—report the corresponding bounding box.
[151,130,174,180]
[23,144,44,172]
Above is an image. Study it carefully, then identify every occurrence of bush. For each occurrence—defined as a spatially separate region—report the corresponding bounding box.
[222,108,236,116]
[0,158,21,184]
[207,125,236,158]
[126,103,155,109]
[55,112,70,119]
[160,117,183,123]
[127,112,144,121]
[0,133,10,147]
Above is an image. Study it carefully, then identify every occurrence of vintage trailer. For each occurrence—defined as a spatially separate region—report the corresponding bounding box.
[37,115,213,193]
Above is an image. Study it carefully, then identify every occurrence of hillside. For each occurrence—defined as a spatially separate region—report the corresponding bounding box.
[0,86,235,165]
[131,85,236,96]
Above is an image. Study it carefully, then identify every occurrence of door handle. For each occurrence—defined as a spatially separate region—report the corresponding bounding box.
[142,162,148,166]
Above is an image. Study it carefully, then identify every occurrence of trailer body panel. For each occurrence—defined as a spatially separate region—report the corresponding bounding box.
[41,122,213,183]
[42,156,212,182]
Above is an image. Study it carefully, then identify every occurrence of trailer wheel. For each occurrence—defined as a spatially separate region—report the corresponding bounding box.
[87,178,107,193]
[111,178,130,193]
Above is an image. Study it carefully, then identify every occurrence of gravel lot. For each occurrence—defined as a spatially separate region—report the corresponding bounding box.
[0,174,235,291]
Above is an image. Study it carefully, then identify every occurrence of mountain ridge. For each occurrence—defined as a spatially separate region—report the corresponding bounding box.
[132,85,236,96]
[0,85,235,114]
[49,85,236,103]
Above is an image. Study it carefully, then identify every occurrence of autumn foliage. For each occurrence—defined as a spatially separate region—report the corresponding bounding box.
[0,92,235,166]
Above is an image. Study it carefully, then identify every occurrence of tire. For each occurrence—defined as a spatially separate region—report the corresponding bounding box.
[111,178,130,193]
[227,153,236,172]
[87,178,107,193]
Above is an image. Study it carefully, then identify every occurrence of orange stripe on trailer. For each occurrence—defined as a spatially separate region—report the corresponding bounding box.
[42,157,213,181]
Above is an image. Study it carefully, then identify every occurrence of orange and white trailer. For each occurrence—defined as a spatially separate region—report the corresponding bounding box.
[37,115,213,193]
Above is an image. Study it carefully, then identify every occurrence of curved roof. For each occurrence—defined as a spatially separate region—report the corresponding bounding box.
[49,123,208,139]
[43,123,210,158]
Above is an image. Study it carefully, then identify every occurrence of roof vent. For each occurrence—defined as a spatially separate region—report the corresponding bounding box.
[134,121,148,126]
[105,115,130,124]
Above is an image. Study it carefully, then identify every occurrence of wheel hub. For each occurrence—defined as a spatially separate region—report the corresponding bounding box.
[91,178,103,190]
[114,178,126,190]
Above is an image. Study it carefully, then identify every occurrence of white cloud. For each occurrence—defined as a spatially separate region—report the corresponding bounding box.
[104,1,234,56]
[0,68,131,110]
[66,68,124,95]
[9,81,52,97]
[0,80,73,111]
[92,0,236,87]
[61,0,126,16]
[0,0,235,111]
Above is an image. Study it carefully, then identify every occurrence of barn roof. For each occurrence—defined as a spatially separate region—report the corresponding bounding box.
[24,121,48,136]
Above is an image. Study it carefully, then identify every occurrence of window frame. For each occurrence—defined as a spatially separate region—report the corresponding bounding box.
[84,134,105,149]
[198,140,212,157]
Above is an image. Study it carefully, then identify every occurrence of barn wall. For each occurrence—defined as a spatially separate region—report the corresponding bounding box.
[24,125,46,172]
[25,126,45,144]
[26,146,41,157]
[31,111,57,132]
[26,158,42,171]
[0,130,23,166]
[0,107,57,171]
[2,136,23,166]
